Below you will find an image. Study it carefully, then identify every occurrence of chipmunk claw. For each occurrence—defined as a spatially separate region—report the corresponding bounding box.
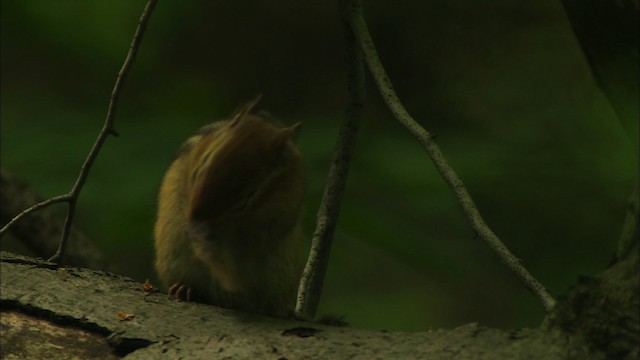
[168,283,193,302]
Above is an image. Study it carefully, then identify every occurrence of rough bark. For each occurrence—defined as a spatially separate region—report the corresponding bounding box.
[1,247,637,359]
[546,241,639,360]
[1,310,118,360]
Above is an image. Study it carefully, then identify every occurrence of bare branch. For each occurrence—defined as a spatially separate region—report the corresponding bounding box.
[0,195,70,237]
[559,0,639,262]
[0,168,110,270]
[343,0,556,313]
[0,0,159,264]
[617,180,639,261]
[48,0,159,263]
[295,0,366,318]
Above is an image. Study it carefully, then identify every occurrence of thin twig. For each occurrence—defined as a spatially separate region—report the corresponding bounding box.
[0,0,158,264]
[0,195,70,236]
[343,0,556,313]
[295,0,366,319]
[0,168,110,269]
[49,0,159,263]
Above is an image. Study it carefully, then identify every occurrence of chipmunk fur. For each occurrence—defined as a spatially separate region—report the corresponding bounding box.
[154,98,304,315]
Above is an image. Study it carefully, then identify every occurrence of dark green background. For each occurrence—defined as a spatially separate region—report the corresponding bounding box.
[1,1,635,331]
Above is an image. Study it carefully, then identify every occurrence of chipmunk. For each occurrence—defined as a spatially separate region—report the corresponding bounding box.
[154,97,305,315]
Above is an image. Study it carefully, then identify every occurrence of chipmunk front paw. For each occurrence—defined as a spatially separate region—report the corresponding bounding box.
[168,282,193,302]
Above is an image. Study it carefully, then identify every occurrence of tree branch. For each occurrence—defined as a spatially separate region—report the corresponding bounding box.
[0,168,109,270]
[4,249,636,358]
[0,0,159,264]
[295,0,366,318]
[0,195,70,237]
[559,0,639,262]
[0,251,574,359]
[617,180,639,261]
[560,0,639,152]
[342,0,556,313]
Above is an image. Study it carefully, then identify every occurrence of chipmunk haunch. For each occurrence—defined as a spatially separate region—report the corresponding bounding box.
[154,100,304,315]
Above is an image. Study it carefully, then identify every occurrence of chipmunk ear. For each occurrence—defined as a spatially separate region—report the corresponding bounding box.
[271,122,302,156]
[283,122,302,142]
[229,94,263,128]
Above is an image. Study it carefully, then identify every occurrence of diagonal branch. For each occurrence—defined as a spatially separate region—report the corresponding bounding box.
[0,195,70,237]
[0,0,159,264]
[343,0,556,313]
[295,0,366,318]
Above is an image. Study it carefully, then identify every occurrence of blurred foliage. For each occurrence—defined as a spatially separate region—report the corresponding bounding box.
[1,1,635,331]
